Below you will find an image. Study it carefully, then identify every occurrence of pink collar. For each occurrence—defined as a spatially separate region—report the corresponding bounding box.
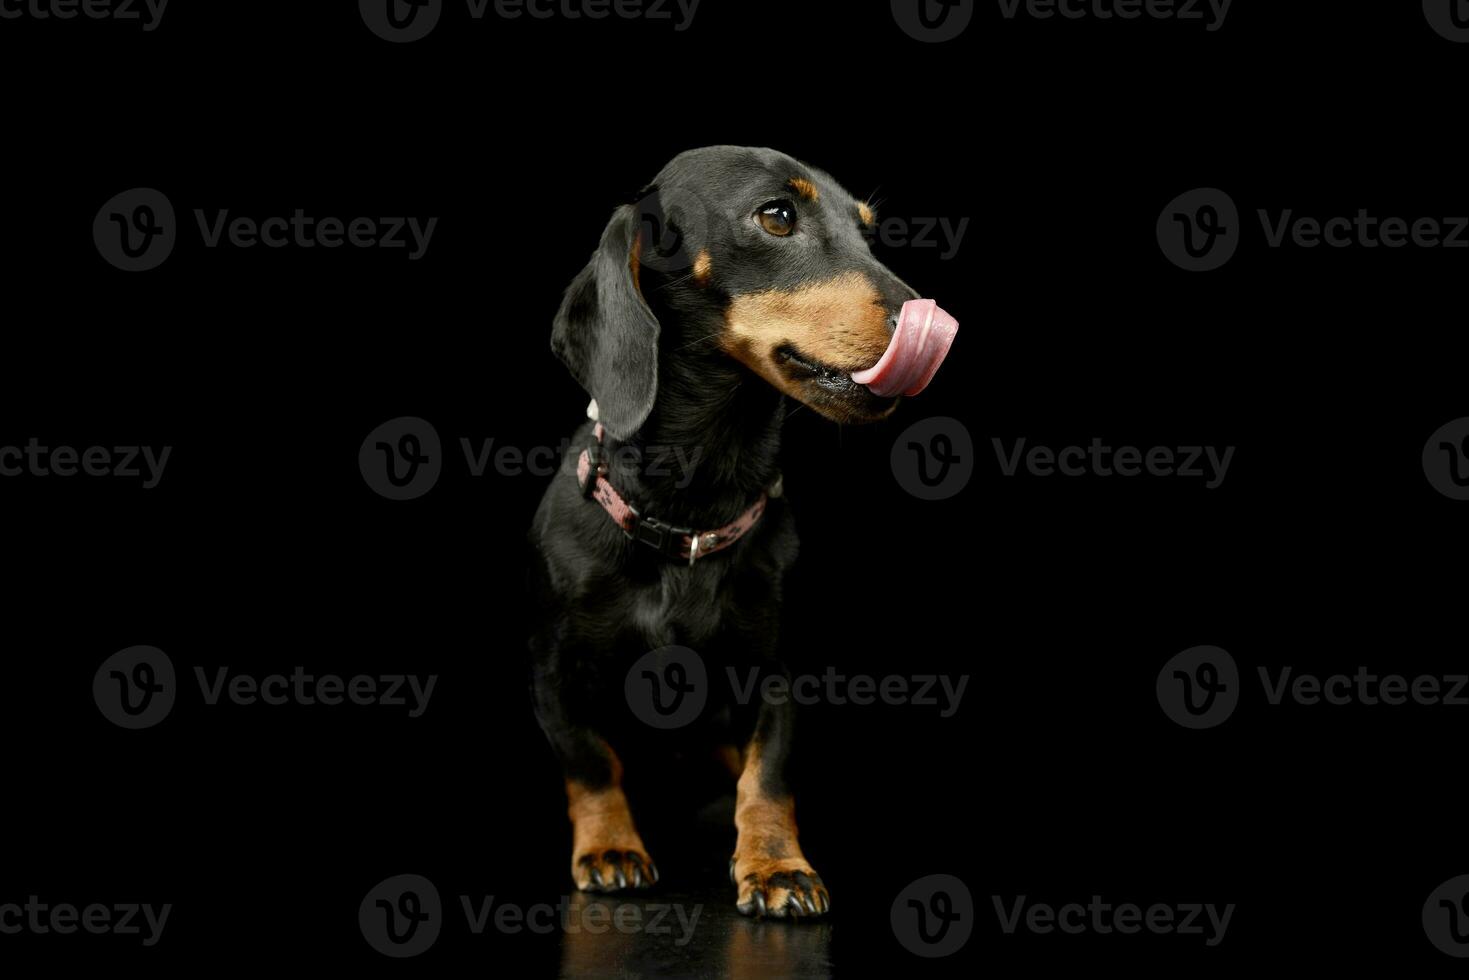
[575,422,775,565]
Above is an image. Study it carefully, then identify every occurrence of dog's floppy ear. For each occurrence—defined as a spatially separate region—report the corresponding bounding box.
[551,204,659,441]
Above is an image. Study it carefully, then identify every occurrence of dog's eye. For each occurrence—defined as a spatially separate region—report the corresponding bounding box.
[756,201,797,237]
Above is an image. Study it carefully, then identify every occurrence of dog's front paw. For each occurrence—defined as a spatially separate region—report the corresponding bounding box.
[732,857,830,918]
[573,847,659,892]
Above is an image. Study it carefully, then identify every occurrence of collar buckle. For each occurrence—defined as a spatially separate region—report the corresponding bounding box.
[626,507,693,560]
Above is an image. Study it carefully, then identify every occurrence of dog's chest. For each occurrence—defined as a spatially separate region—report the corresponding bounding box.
[613,550,791,654]
[626,566,731,649]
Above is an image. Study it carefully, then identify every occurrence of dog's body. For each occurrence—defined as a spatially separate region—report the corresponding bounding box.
[529,146,953,917]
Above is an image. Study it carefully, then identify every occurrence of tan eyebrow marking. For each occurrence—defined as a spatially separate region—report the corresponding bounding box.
[693,249,712,286]
[857,202,876,227]
[787,177,820,202]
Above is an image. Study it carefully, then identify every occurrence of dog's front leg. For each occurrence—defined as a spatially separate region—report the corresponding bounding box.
[564,743,659,892]
[534,673,658,892]
[730,697,830,917]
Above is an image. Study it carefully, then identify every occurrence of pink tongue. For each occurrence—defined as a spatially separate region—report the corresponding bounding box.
[850,298,958,397]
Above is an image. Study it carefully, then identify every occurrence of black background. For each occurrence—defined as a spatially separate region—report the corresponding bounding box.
[3,0,1467,974]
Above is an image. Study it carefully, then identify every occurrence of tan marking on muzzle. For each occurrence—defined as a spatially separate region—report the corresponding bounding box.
[721,272,891,398]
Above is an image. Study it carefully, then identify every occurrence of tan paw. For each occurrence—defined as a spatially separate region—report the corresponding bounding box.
[732,856,830,918]
[572,846,659,892]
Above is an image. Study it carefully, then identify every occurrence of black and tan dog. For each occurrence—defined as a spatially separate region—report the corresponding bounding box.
[529,146,956,918]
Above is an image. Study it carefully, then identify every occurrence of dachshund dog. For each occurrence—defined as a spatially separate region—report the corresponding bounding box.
[529,146,956,918]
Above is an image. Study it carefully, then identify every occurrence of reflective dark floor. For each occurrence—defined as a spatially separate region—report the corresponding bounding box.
[557,891,833,980]
[553,796,834,980]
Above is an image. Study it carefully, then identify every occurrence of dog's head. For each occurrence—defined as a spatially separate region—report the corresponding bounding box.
[553,146,955,439]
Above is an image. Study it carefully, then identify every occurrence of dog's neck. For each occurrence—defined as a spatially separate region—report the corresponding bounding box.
[600,344,784,528]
